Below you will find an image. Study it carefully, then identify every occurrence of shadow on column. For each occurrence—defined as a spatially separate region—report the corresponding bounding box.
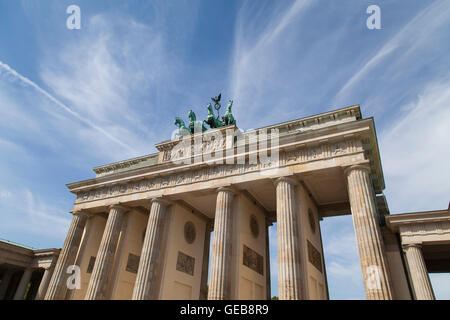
[1,268,23,300]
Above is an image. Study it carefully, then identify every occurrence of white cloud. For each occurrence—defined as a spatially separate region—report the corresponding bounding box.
[323,231,358,257]
[24,189,72,237]
[326,260,363,285]
[1,12,184,164]
[0,137,30,161]
[0,189,12,199]
[335,1,450,101]
[229,1,315,129]
[0,186,71,245]
[0,60,137,158]
[39,14,175,160]
[381,78,450,213]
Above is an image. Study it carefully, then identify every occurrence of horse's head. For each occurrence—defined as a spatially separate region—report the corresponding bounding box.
[174,117,184,128]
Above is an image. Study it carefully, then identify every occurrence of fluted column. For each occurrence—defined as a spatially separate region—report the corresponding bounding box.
[265,218,272,300]
[345,165,393,300]
[403,244,435,300]
[132,198,170,300]
[45,211,87,300]
[208,187,235,300]
[35,262,56,300]
[85,204,127,300]
[13,268,33,300]
[275,177,302,300]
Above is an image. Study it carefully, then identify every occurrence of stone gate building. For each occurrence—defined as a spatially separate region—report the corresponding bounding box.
[38,104,449,300]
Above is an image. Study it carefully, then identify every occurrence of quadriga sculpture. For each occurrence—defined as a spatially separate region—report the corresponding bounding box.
[204,103,225,129]
[173,94,237,138]
[222,100,236,126]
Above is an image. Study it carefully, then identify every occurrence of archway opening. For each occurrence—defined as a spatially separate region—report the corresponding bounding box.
[320,214,365,299]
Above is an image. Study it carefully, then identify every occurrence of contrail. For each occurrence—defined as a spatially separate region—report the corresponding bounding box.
[0,61,136,153]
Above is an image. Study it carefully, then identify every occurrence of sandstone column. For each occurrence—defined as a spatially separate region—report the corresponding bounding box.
[403,244,435,300]
[275,177,302,300]
[85,204,127,300]
[208,187,234,300]
[35,263,56,300]
[66,213,96,300]
[45,211,87,300]
[345,165,393,300]
[132,198,170,300]
[265,218,272,300]
[13,268,33,300]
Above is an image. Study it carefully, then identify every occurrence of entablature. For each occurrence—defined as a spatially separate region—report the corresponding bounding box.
[67,106,386,209]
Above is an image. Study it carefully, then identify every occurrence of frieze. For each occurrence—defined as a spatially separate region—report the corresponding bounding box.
[75,139,361,203]
[285,139,359,165]
[164,134,228,163]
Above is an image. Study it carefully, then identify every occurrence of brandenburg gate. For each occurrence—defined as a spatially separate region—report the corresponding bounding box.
[41,103,448,300]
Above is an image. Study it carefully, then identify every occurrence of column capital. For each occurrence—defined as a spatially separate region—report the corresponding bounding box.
[150,197,172,207]
[71,209,90,217]
[108,203,129,212]
[343,164,371,176]
[216,186,236,195]
[273,175,298,188]
[402,243,422,251]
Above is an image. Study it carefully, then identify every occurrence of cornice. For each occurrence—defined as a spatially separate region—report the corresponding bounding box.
[93,153,159,177]
[245,104,361,133]
[386,210,450,232]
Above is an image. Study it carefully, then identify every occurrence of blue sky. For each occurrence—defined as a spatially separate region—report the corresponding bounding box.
[0,0,449,299]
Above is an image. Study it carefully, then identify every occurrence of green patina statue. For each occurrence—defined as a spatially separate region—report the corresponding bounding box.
[174,117,190,138]
[188,110,207,134]
[204,103,225,129]
[222,100,236,126]
[173,94,236,138]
